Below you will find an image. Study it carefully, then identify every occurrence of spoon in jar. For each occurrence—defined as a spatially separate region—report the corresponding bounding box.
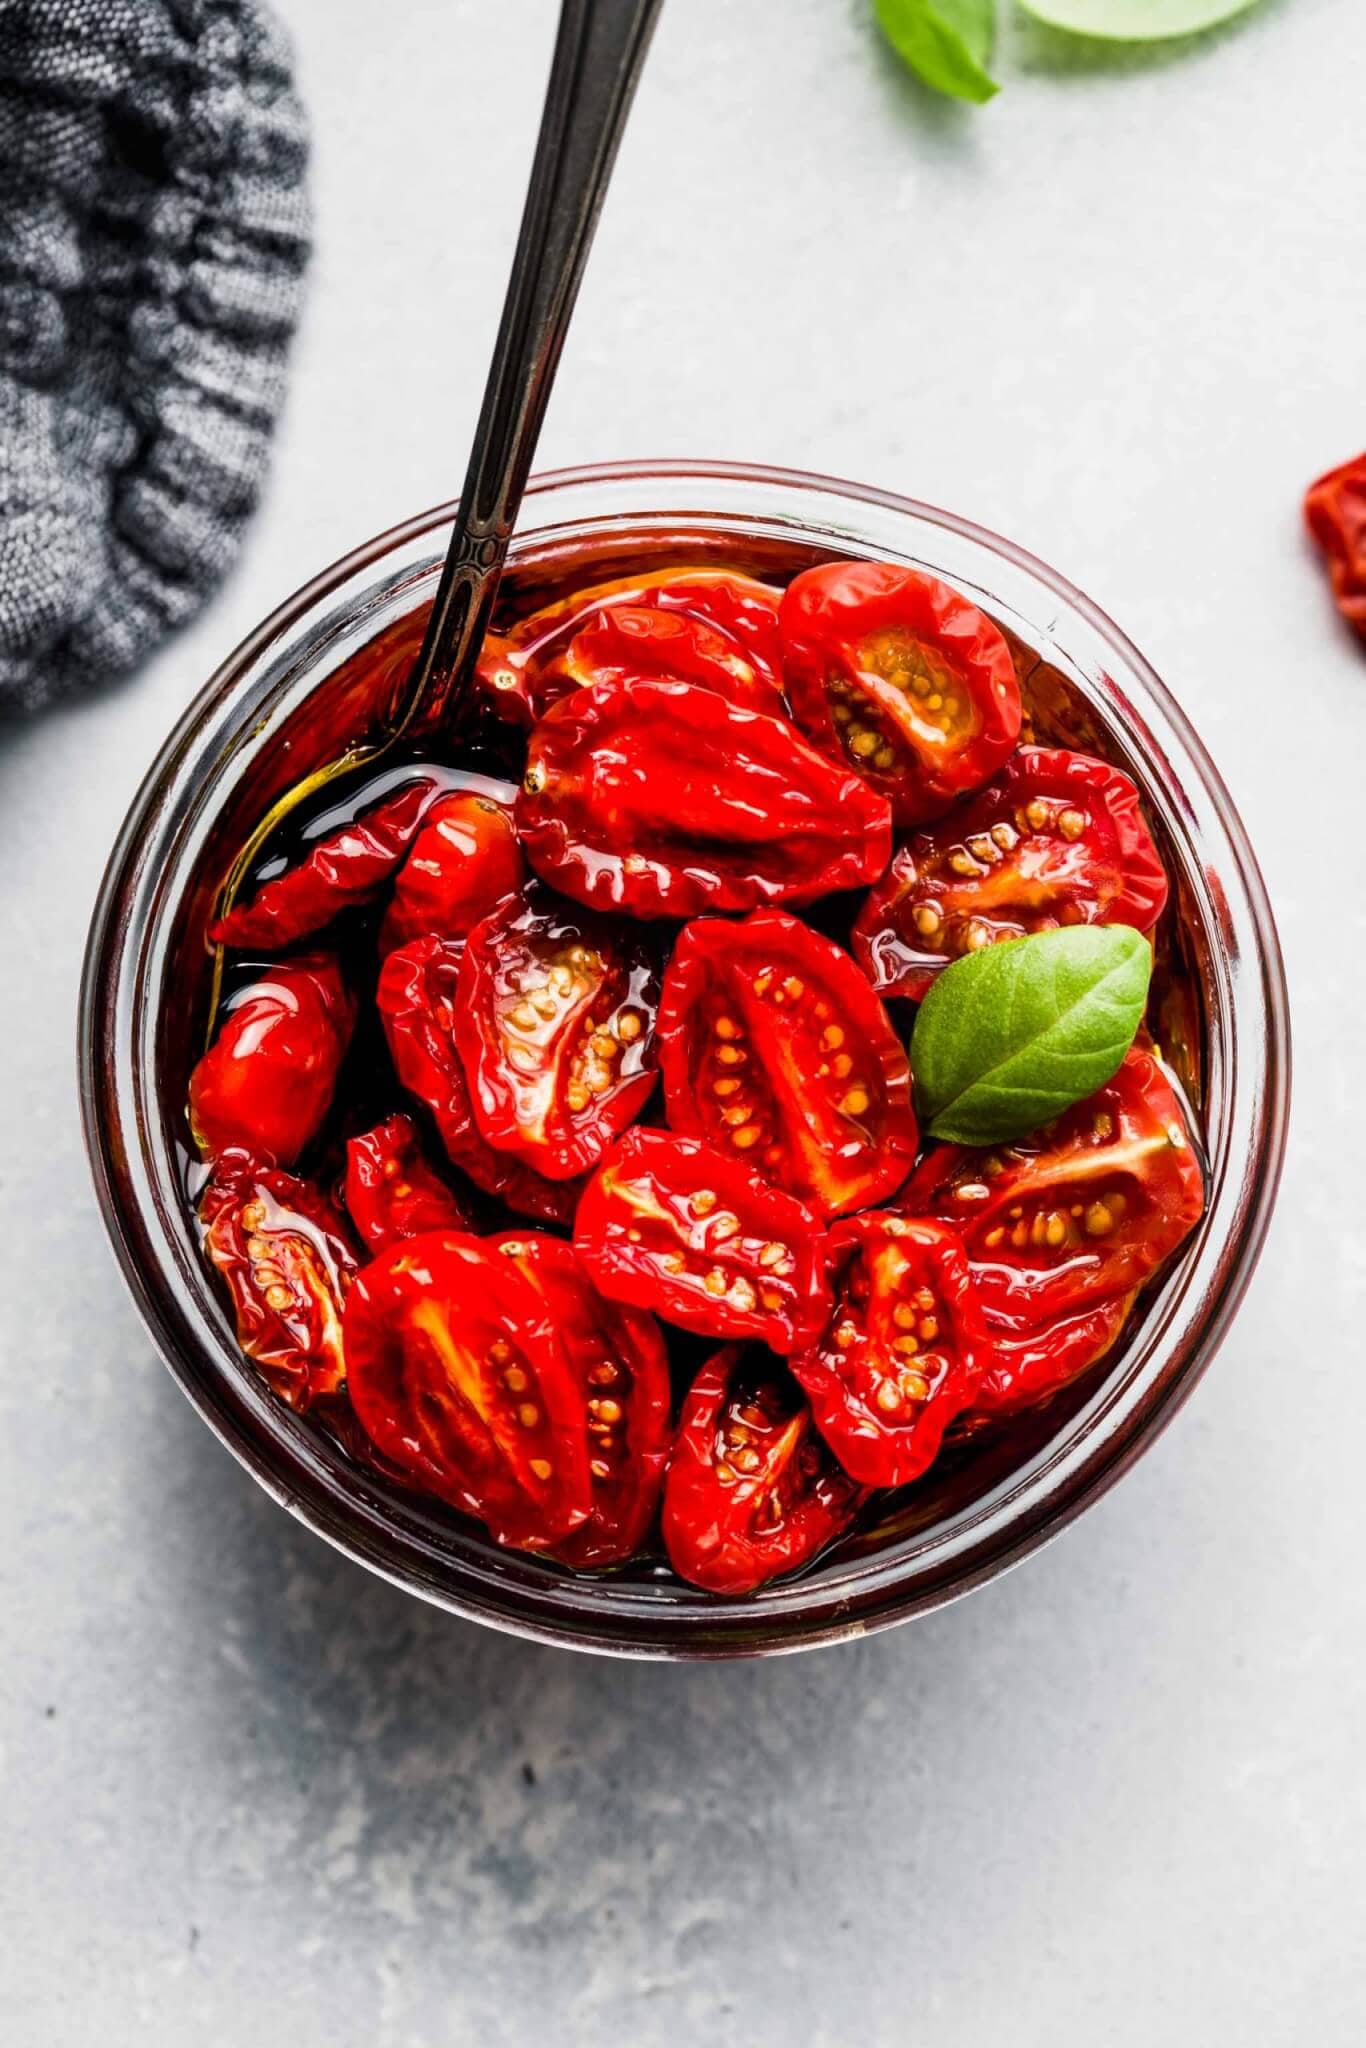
[210,0,663,957]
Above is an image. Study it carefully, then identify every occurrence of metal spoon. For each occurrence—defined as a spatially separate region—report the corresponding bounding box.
[212,0,663,943]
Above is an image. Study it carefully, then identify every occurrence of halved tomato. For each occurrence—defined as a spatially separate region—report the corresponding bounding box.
[516,676,893,919]
[343,1230,591,1549]
[494,1232,673,1567]
[573,1128,831,1354]
[477,565,784,726]
[200,1153,359,1410]
[853,747,1170,1000]
[901,1048,1205,1336]
[212,772,451,950]
[792,1215,989,1487]
[379,789,523,952]
[562,604,787,715]
[965,1291,1138,1423]
[188,953,354,1168]
[778,561,1022,824]
[656,909,916,1218]
[453,885,659,1179]
[344,1113,476,1252]
[661,1347,867,1595]
[377,937,579,1224]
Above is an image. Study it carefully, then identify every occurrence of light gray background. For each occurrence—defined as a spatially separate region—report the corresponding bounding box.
[2,1,1361,2042]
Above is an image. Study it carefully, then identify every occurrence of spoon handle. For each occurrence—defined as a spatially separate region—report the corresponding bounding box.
[402,0,663,737]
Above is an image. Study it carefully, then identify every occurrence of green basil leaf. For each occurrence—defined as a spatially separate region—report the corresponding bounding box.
[874,0,1000,103]
[1019,0,1264,40]
[910,925,1152,1145]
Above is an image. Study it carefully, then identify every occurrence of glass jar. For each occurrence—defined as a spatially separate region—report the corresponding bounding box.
[79,461,1290,1657]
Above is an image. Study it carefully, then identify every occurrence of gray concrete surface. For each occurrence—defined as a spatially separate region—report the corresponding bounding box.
[2,1,1362,2041]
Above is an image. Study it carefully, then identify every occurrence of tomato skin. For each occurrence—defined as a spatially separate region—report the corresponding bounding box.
[211,775,449,950]
[901,1048,1204,1343]
[493,1233,673,1567]
[853,747,1170,1001]
[792,1215,989,1488]
[379,790,523,953]
[656,909,917,1219]
[661,1347,867,1595]
[343,1230,592,1549]
[563,604,787,715]
[188,954,354,1167]
[200,1152,359,1410]
[778,561,1022,825]
[344,1113,476,1252]
[965,1291,1137,1424]
[477,566,784,727]
[517,676,893,920]
[453,886,659,1180]
[377,937,580,1224]
[574,1128,832,1355]
[1305,451,1366,641]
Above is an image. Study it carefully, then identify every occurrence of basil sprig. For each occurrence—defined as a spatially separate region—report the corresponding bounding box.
[909,925,1152,1145]
[874,0,999,103]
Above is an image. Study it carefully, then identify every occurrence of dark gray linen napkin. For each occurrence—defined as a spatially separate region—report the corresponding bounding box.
[0,0,309,713]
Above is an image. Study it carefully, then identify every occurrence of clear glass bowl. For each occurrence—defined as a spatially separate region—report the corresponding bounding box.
[79,461,1290,1658]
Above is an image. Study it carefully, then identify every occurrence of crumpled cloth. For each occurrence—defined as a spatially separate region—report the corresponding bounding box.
[0,0,309,713]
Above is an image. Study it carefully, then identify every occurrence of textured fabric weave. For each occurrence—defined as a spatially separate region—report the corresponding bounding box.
[0,0,309,712]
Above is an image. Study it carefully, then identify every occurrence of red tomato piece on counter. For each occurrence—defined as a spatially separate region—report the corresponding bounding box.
[1305,450,1366,642]
[656,909,916,1218]
[853,747,1170,1001]
[211,774,453,950]
[901,1048,1204,1339]
[200,1154,359,1410]
[792,1214,988,1487]
[188,953,354,1167]
[453,886,659,1180]
[779,561,1022,825]
[343,1113,477,1253]
[379,788,523,952]
[661,1347,866,1595]
[574,1128,831,1355]
[516,676,892,919]
[343,1231,592,1549]
[493,1232,673,1567]
[377,937,580,1225]
[477,565,785,726]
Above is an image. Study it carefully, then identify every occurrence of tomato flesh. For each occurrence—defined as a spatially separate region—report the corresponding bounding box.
[657,909,916,1218]
[965,1291,1138,1423]
[902,1049,1204,1339]
[792,1215,989,1487]
[477,565,784,727]
[380,788,523,952]
[188,954,354,1167]
[344,1231,592,1548]
[493,1233,673,1567]
[563,603,787,714]
[200,1154,359,1410]
[779,561,1022,825]
[453,885,659,1179]
[574,1128,831,1355]
[661,1346,866,1594]
[377,936,579,1224]
[853,747,1170,1000]
[212,774,449,950]
[344,1113,476,1252]
[517,676,892,919]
